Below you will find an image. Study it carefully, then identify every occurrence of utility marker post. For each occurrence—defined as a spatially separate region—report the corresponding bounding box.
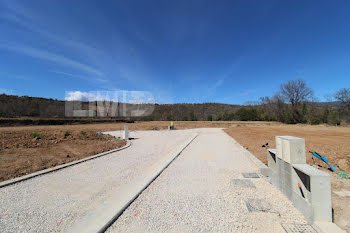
[123,125,129,140]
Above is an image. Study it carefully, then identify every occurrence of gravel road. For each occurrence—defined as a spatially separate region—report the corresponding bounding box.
[107,128,308,233]
[0,130,194,233]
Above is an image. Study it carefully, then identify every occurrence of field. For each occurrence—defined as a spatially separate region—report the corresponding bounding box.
[0,125,126,181]
[0,121,349,231]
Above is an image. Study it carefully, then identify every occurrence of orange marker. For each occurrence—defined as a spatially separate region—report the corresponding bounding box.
[298,182,305,198]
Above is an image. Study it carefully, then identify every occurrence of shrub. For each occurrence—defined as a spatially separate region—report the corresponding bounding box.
[235,108,259,121]
[310,117,321,125]
[214,114,222,121]
[328,111,341,126]
[80,131,87,137]
[30,132,44,139]
[64,131,71,137]
[190,111,198,121]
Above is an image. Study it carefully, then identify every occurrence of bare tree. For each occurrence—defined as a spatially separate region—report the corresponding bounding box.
[335,88,350,112]
[279,79,313,123]
[280,79,313,108]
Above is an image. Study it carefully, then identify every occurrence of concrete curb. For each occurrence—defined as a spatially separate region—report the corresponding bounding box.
[0,140,131,188]
[65,133,198,233]
[225,132,271,177]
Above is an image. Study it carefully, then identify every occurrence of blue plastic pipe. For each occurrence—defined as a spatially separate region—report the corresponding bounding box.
[310,151,337,172]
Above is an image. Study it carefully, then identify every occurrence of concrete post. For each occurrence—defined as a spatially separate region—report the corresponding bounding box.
[123,126,129,140]
[293,164,332,222]
[276,136,306,164]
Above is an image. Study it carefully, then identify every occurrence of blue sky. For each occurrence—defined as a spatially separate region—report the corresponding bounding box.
[0,0,349,104]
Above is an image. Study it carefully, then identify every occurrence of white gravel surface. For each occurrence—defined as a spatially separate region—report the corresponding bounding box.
[107,128,308,233]
[0,130,194,233]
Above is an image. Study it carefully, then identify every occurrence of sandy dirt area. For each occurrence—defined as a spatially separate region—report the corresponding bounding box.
[224,124,350,232]
[0,126,126,181]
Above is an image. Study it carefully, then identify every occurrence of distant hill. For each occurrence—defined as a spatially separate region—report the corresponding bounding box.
[1,94,344,126]
[0,94,241,121]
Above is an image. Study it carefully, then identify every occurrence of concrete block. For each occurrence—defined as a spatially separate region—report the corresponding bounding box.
[123,126,129,140]
[271,136,332,224]
[267,149,277,173]
[270,152,313,222]
[276,136,284,159]
[276,157,284,191]
[277,136,306,164]
[291,166,311,202]
[293,164,332,222]
[284,184,313,223]
[268,170,279,188]
[279,159,293,197]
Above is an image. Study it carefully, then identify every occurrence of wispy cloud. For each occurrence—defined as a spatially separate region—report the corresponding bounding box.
[0,88,15,95]
[0,1,105,83]
[0,0,176,102]
[50,70,107,83]
[205,60,242,98]
[0,12,102,57]
[0,44,103,77]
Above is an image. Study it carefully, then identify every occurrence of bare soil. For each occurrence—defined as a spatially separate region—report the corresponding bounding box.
[0,126,126,182]
[224,124,350,232]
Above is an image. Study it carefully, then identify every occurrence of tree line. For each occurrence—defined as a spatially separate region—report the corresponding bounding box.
[0,81,349,125]
[204,79,349,125]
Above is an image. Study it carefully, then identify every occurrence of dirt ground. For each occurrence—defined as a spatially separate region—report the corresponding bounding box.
[0,121,349,231]
[0,126,126,182]
[224,124,350,232]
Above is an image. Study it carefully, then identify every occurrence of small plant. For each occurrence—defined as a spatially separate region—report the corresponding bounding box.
[80,131,87,138]
[30,132,44,139]
[64,131,71,137]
